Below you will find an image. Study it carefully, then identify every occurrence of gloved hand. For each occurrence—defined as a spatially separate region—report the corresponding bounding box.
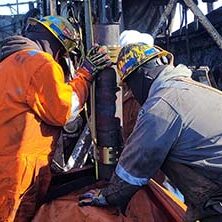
[79,189,109,207]
[82,45,113,76]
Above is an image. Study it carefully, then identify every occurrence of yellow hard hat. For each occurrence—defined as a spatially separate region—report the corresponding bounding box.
[117,43,173,81]
[27,15,82,53]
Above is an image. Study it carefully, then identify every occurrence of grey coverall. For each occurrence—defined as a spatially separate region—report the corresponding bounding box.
[116,64,222,221]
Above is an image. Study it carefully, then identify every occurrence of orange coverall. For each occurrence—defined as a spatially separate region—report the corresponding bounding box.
[0,49,92,221]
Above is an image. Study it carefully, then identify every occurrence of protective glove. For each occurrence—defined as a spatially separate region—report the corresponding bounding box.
[78,173,140,213]
[82,45,113,77]
[79,189,109,207]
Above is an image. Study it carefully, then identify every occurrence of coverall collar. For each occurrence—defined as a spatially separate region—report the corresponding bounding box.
[0,35,40,62]
[149,64,192,97]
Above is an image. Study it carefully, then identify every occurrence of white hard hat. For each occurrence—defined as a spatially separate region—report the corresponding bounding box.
[119,30,154,47]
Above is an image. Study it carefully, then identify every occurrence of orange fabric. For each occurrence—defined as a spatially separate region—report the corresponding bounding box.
[0,49,91,222]
[33,180,186,222]
[69,67,93,107]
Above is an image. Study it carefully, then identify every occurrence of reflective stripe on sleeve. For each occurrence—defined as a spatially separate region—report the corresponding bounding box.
[115,164,148,186]
[66,92,80,124]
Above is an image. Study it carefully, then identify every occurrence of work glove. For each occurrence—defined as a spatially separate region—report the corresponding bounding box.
[81,44,113,77]
[79,189,109,207]
[78,173,140,213]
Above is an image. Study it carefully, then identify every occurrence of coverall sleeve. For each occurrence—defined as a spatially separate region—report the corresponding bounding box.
[116,97,182,186]
[26,61,92,126]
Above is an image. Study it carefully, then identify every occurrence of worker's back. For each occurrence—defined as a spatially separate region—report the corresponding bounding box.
[0,49,62,155]
[0,44,64,221]
[153,64,222,184]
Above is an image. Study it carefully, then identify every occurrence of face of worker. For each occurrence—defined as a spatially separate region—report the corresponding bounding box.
[126,67,153,105]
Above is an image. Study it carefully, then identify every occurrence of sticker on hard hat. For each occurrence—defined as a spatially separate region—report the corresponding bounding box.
[49,23,66,40]
[121,57,137,74]
[144,48,158,56]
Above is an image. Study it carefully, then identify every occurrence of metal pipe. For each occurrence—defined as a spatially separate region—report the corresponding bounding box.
[36,0,43,17]
[183,0,222,50]
[43,0,50,16]
[16,0,19,15]
[84,0,94,51]
[0,2,37,7]
[49,0,57,15]
[100,0,107,24]
[185,9,191,62]
[152,0,177,38]
[207,3,214,13]
[60,0,67,16]
[95,67,123,180]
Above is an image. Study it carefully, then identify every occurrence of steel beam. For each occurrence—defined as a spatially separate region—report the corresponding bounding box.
[152,0,177,38]
[183,0,222,50]
[0,1,37,7]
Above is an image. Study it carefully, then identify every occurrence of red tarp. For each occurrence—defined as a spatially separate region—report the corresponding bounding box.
[33,88,186,222]
[33,179,186,222]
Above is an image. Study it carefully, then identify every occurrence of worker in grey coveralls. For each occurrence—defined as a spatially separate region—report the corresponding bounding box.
[79,43,222,222]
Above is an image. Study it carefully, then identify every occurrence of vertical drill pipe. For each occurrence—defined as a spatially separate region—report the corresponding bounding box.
[95,67,123,180]
[94,24,122,180]
[152,0,177,38]
[183,0,222,50]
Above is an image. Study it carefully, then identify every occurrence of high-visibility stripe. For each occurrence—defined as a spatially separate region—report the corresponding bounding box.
[66,92,80,124]
[116,164,148,186]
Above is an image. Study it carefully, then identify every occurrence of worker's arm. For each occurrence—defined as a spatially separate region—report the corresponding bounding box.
[26,60,88,125]
[114,97,182,186]
[79,97,182,209]
[26,46,111,126]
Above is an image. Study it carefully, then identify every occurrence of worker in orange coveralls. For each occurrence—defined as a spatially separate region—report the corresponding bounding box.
[0,15,111,222]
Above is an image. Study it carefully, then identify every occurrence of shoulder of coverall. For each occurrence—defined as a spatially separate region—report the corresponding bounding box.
[148,64,192,98]
[136,95,181,125]
[137,64,193,126]
[6,48,62,71]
